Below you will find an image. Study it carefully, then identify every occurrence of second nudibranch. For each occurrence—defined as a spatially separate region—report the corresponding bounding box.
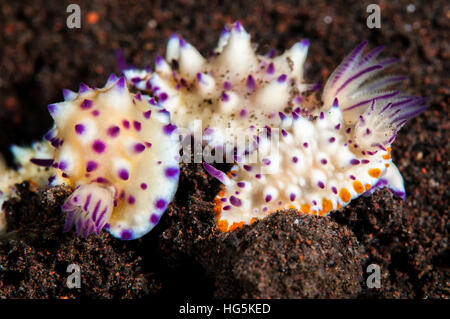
[37,75,180,240]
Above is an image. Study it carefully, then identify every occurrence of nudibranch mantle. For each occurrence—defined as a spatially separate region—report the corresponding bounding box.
[43,75,179,239]
[124,22,312,152]
[205,99,410,231]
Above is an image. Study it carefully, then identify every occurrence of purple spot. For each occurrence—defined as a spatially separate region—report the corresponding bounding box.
[313,200,317,206]
[86,161,98,172]
[165,167,179,178]
[246,75,256,90]
[346,127,351,134]
[92,140,106,153]
[150,214,159,224]
[267,62,275,74]
[140,183,147,190]
[320,112,324,120]
[277,74,287,83]
[350,175,356,180]
[335,123,341,130]
[120,230,133,240]
[292,156,298,163]
[243,165,252,172]
[224,81,231,90]
[107,126,120,137]
[155,199,167,210]
[159,92,168,102]
[290,193,296,201]
[350,159,360,165]
[221,92,229,102]
[119,169,129,181]
[122,120,130,129]
[59,161,68,170]
[362,159,370,164]
[230,196,242,207]
[75,124,85,134]
[262,158,271,166]
[134,143,146,153]
[223,205,231,211]
[133,121,142,131]
[47,104,57,114]
[143,110,152,119]
[240,109,247,117]
[265,195,272,202]
[332,186,338,194]
[329,137,336,143]
[163,124,176,135]
[30,158,54,167]
[321,159,328,165]
[145,142,152,148]
[317,181,325,189]
[92,110,99,116]
[128,196,135,205]
[255,174,262,179]
[80,99,93,110]
[303,142,308,148]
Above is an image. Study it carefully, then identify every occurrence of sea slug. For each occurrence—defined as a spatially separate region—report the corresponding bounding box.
[33,75,180,239]
[0,140,56,234]
[194,26,426,231]
[123,22,314,155]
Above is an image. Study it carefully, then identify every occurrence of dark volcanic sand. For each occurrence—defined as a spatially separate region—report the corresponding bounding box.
[0,0,448,298]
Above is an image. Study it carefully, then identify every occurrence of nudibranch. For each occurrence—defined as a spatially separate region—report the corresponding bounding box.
[36,75,180,239]
[0,141,56,234]
[202,40,426,232]
[123,22,313,152]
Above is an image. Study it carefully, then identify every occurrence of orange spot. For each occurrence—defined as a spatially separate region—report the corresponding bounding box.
[250,218,257,224]
[311,210,317,216]
[288,205,297,210]
[353,181,364,194]
[318,210,325,216]
[213,197,222,214]
[229,222,245,231]
[86,11,99,25]
[226,172,232,178]
[218,189,225,197]
[365,184,372,191]
[385,163,390,168]
[217,219,229,232]
[382,147,391,160]
[339,188,351,202]
[368,168,381,178]
[337,203,342,210]
[300,204,311,213]
[322,198,333,214]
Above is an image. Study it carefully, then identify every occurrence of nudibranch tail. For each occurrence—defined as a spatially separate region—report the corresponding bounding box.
[36,74,180,240]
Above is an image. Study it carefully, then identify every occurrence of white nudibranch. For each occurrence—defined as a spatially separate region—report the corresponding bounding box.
[0,140,57,234]
[123,21,313,153]
[33,75,180,239]
[172,23,425,232]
